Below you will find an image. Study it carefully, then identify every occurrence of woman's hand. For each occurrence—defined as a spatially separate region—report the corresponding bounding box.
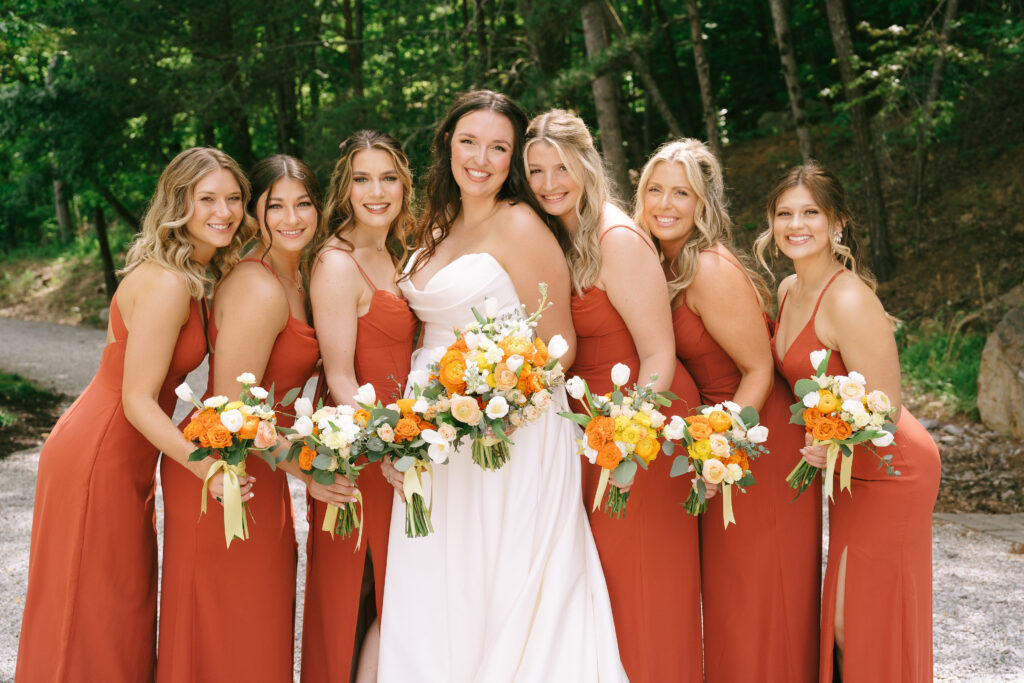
[695,477,719,499]
[800,433,829,468]
[203,468,255,505]
[308,474,359,507]
[380,458,406,501]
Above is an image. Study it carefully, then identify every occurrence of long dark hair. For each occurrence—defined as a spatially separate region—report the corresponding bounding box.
[407,89,568,277]
[247,154,324,292]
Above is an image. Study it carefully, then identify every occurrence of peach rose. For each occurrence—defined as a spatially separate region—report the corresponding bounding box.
[702,458,727,485]
[254,420,278,449]
[709,433,731,458]
[493,363,519,391]
[866,390,892,414]
[450,395,483,426]
[239,414,260,440]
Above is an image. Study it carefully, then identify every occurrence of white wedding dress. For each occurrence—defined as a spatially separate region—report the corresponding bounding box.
[378,252,627,682]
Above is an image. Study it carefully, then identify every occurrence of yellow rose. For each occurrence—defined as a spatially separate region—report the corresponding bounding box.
[633,412,652,428]
[817,390,840,413]
[635,437,660,464]
[689,439,712,461]
[708,410,732,433]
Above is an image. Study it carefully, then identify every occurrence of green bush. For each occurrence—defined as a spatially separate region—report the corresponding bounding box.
[897,321,986,417]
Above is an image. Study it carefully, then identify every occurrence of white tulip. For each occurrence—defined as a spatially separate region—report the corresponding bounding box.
[848,370,866,385]
[809,349,828,370]
[407,370,429,391]
[610,363,631,387]
[174,382,194,403]
[871,431,895,448]
[484,297,499,319]
[506,354,525,373]
[220,409,244,433]
[354,383,376,406]
[663,415,687,441]
[746,425,769,444]
[722,400,742,413]
[293,415,314,438]
[547,334,569,359]
[249,386,268,400]
[203,395,228,409]
[565,376,586,400]
[802,392,820,408]
[485,396,510,419]
[294,397,314,418]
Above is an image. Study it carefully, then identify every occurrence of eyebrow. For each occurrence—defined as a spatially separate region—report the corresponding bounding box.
[268,194,310,201]
[352,170,397,176]
[456,132,511,146]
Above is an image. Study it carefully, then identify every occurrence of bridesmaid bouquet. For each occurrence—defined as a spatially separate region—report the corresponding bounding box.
[786,349,899,500]
[420,283,568,471]
[280,398,366,545]
[352,382,452,538]
[664,402,767,529]
[177,372,292,547]
[560,363,675,519]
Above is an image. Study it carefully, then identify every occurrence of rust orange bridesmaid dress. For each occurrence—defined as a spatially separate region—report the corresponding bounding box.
[158,260,319,683]
[674,249,821,683]
[568,226,703,683]
[300,252,417,683]
[17,293,205,682]
[774,269,940,683]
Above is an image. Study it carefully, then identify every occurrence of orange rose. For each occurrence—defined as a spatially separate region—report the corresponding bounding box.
[183,417,204,443]
[451,337,469,353]
[802,407,825,427]
[207,424,233,449]
[585,416,616,449]
[417,418,436,432]
[833,419,853,440]
[499,336,532,358]
[394,417,421,442]
[298,445,316,471]
[686,416,714,440]
[595,442,623,469]
[440,356,467,394]
[238,414,260,440]
[354,409,371,427]
[492,363,519,391]
[708,410,732,433]
[810,418,839,442]
[525,338,548,366]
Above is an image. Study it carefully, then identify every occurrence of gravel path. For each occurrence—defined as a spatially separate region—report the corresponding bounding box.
[2,316,1023,681]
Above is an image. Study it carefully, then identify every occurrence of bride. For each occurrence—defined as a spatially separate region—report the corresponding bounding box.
[377,90,627,682]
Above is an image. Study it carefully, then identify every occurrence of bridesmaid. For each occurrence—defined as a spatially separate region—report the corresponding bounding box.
[17,147,253,681]
[300,131,418,683]
[634,138,821,682]
[525,109,703,683]
[158,154,322,682]
[757,162,940,682]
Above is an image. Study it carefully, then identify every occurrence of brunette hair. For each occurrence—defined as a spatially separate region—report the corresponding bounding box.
[122,147,257,298]
[525,109,617,295]
[634,138,770,305]
[407,90,567,276]
[753,161,877,291]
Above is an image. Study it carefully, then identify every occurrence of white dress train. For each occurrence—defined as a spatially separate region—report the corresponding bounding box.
[378,252,628,682]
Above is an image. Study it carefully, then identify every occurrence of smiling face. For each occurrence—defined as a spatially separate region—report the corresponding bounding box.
[349,148,404,232]
[526,142,582,224]
[255,176,318,256]
[449,109,515,199]
[772,184,836,263]
[184,168,244,263]
[641,161,699,252]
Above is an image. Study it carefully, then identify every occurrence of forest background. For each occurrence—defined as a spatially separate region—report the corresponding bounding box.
[1,0,1023,508]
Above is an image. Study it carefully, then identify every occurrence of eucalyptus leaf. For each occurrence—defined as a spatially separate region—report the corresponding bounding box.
[312,469,336,486]
[794,378,819,398]
[394,455,415,472]
[312,453,333,470]
[669,456,690,478]
[612,459,637,486]
[740,405,759,429]
[279,386,301,407]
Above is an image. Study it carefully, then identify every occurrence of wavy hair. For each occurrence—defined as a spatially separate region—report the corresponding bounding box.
[525,109,615,295]
[122,147,256,298]
[634,138,769,305]
[406,90,567,278]
[753,161,877,292]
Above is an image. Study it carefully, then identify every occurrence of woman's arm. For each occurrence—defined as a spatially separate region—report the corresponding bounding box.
[686,250,773,410]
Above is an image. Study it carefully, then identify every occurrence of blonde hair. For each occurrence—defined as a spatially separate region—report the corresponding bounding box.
[753,161,878,292]
[122,147,256,298]
[634,138,769,305]
[524,109,615,295]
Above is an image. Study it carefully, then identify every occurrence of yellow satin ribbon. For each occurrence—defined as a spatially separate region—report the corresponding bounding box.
[322,489,365,550]
[722,483,736,529]
[822,441,841,502]
[839,448,853,495]
[201,460,249,548]
[402,460,434,513]
[592,468,611,512]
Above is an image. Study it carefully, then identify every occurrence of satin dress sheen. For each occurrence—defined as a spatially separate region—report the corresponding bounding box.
[301,252,417,683]
[673,251,820,683]
[378,252,627,682]
[774,269,940,683]
[17,294,205,682]
[570,284,704,683]
[158,263,319,683]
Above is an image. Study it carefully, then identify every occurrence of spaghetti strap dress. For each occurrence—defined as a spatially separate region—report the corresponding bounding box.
[673,249,820,683]
[158,259,319,683]
[17,292,205,682]
[773,269,940,683]
[301,250,417,683]
[568,225,704,683]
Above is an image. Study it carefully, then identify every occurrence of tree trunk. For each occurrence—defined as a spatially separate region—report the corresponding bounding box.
[602,0,683,138]
[474,0,489,78]
[652,0,697,137]
[909,0,960,211]
[823,0,894,280]
[46,54,73,244]
[686,0,723,162]
[768,0,814,162]
[100,187,140,232]
[93,206,119,300]
[343,0,364,97]
[581,0,631,198]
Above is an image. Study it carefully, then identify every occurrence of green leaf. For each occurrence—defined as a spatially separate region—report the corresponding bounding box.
[266,383,276,407]
[794,379,819,398]
[188,447,211,462]
[394,455,415,472]
[256,449,276,469]
[694,478,707,503]
[740,406,759,429]
[557,411,592,427]
[661,440,675,456]
[280,386,301,407]
[612,459,637,486]
[611,389,623,405]
[669,456,690,478]
[312,453,333,470]
[632,453,648,471]
[737,472,755,487]
[815,350,832,375]
[471,306,487,324]
[312,469,336,486]
[659,390,679,401]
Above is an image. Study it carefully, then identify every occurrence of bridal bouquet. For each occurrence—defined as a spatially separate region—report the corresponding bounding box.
[177,372,292,547]
[420,284,568,471]
[559,363,674,518]
[280,397,366,545]
[351,382,452,538]
[665,402,767,529]
[786,349,899,500]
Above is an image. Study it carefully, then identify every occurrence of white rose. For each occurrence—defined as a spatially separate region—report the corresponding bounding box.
[485,396,510,419]
[809,349,828,370]
[323,430,349,451]
[437,423,457,441]
[509,412,524,427]
[532,389,551,410]
[463,331,480,350]
[702,458,727,485]
[565,376,586,400]
[220,409,244,433]
[843,399,867,418]
[174,382,194,403]
[866,390,892,414]
[649,411,666,429]
[249,386,268,400]
[852,411,870,429]
[523,405,539,421]
[407,369,429,391]
[838,377,865,402]
[663,415,687,441]
[848,370,866,385]
[412,398,429,414]
[709,433,731,458]
[871,431,895,448]
[547,334,569,359]
[610,363,631,387]
[582,441,599,464]
[293,415,314,438]
[722,400,741,413]
[484,297,499,319]
[236,372,257,385]
[506,354,525,373]
[802,392,820,408]
[203,395,228,409]
[746,425,769,444]
[354,383,376,405]
[724,463,744,484]
[294,397,314,418]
